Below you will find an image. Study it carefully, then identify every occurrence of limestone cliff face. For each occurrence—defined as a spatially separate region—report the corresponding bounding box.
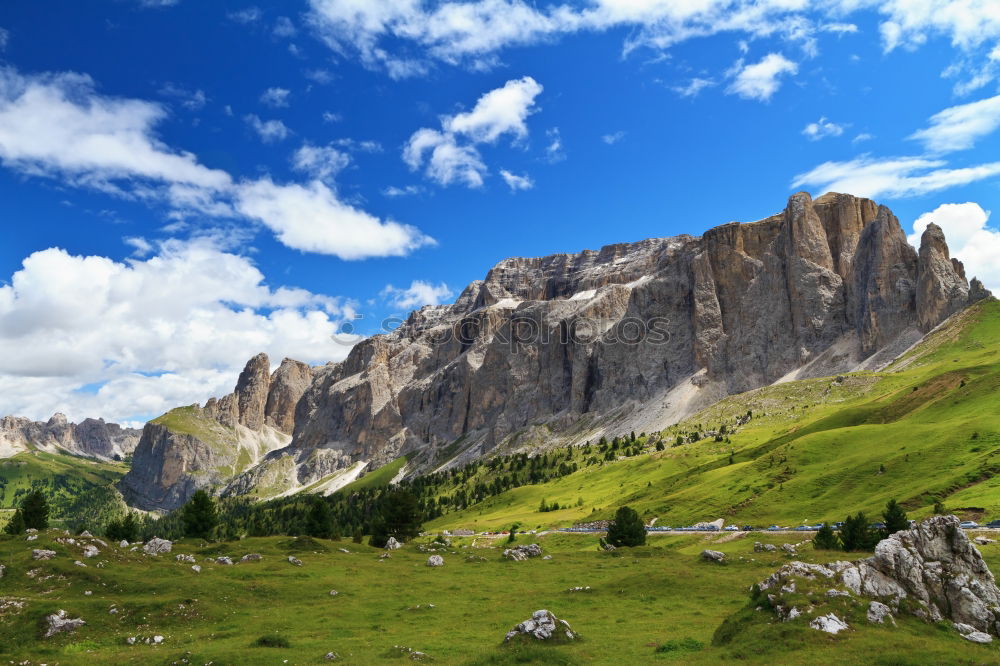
[123,192,993,509]
[916,222,972,332]
[118,355,313,510]
[0,413,141,460]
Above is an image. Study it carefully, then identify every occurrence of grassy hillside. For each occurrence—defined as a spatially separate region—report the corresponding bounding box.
[3,528,999,664]
[422,299,1000,532]
[0,451,127,531]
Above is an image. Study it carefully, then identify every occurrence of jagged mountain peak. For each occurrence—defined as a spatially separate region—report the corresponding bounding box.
[118,192,992,511]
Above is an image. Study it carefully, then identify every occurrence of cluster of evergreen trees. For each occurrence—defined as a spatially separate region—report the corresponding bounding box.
[813,499,911,551]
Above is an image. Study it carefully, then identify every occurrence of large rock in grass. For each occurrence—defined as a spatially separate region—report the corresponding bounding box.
[701,549,725,563]
[427,555,444,567]
[504,610,576,642]
[43,610,85,638]
[503,544,542,561]
[143,538,172,555]
[755,516,1000,637]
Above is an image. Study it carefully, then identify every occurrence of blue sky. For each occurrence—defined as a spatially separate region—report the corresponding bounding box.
[1,0,999,424]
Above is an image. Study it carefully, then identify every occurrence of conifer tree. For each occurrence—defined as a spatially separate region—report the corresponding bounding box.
[180,490,218,540]
[882,499,909,537]
[20,490,49,530]
[812,522,840,550]
[606,506,646,547]
[3,508,25,535]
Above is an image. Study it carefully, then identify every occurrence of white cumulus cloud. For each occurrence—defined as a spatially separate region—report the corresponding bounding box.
[244,114,291,142]
[260,86,291,108]
[726,53,798,101]
[234,178,435,260]
[0,238,358,424]
[404,76,542,188]
[499,169,533,191]
[382,280,454,310]
[802,117,845,140]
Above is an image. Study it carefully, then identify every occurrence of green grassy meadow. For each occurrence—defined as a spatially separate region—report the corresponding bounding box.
[3,528,999,664]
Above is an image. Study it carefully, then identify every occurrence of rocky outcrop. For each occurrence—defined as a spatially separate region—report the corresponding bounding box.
[504,610,577,642]
[118,354,313,510]
[0,413,140,460]
[753,516,1000,639]
[121,192,991,506]
[503,544,543,561]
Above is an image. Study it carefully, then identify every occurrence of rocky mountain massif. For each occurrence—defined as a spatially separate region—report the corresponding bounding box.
[118,356,313,510]
[0,413,141,460]
[119,192,992,511]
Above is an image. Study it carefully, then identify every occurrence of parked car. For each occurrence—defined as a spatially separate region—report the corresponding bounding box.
[741,525,756,531]
[985,520,1000,528]
[724,525,739,531]
[960,521,979,529]
[766,525,781,531]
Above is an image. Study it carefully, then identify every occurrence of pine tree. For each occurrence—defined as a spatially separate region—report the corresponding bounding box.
[812,522,840,550]
[3,508,25,535]
[180,490,218,540]
[306,497,333,538]
[840,512,877,551]
[20,490,49,530]
[606,506,646,547]
[882,499,909,537]
[379,489,422,542]
[934,499,946,515]
[655,440,665,451]
[352,526,364,544]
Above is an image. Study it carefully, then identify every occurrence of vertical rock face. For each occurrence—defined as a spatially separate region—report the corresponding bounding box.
[917,222,972,332]
[266,359,314,434]
[0,413,141,460]
[118,353,314,510]
[121,192,993,506]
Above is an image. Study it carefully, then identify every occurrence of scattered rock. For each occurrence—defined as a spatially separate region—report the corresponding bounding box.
[701,549,725,563]
[288,556,303,567]
[781,543,797,555]
[74,560,87,567]
[215,556,234,565]
[503,544,543,561]
[566,586,592,592]
[867,601,895,625]
[32,549,56,560]
[379,552,391,560]
[975,537,995,546]
[504,609,576,642]
[826,589,850,598]
[191,565,201,573]
[80,530,93,537]
[542,555,553,560]
[329,590,338,596]
[385,537,402,550]
[26,535,37,541]
[324,652,339,660]
[240,553,262,563]
[143,538,172,555]
[810,613,848,634]
[109,607,118,615]
[84,590,92,596]
[753,542,777,553]
[82,545,100,558]
[175,554,196,563]
[338,548,351,554]
[43,609,86,638]
[955,622,994,643]
[119,540,129,548]
[0,564,5,578]
[426,555,445,567]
